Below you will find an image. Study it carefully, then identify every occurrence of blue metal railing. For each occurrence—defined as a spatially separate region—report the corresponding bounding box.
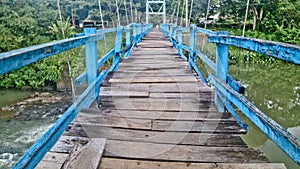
[0,23,152,169]
[160,23,300,166]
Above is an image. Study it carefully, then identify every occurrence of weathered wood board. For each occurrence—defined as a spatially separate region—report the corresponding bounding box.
[36,136,106,169]
[100,158,287,169]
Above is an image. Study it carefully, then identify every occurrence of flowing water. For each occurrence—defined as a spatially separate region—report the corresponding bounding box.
[0,89,58,168]
[229,62,300,169]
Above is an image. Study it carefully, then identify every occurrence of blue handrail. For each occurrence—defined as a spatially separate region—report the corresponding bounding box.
[0,23,152,169]
[160,23,300,166]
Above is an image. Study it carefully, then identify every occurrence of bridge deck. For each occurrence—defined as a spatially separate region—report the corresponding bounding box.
[36,30,286,169]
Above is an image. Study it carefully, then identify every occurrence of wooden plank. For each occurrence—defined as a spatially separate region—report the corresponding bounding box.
[49,136,90,153]
[121,60,186,65]
[37,137,106,169]
[119,61,188,65]
[152,119,245,133]
[126,55,180,59]
[100,93,213,102]
[101,83,211,93]
[61,138,106,169]
[76,113,152,130]
[118,65,189,71]
[66,125,246,147]
[78,108,233,121]
[130,51,177,55]
[74,111,244,134]
[108,72,193,77]
[100,90,149,97]
[115,67,188,71]
[135,47,175,51]
[114,69,193,74]
[36,152,68,169]
[36,160,65,169]
[103,140,268,163]
[138,41,171,44]
[148,92,212,100]
[109,76,197,83]
[100,99,214,112]
[100,158,287,169]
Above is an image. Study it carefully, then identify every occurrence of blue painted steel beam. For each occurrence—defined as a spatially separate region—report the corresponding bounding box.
[96,28,117,34]
[208,35,300,65]
[0,33,104,75]
[215,31,229,112]
[13,70,108,169]
[73,28,117,37]
[227,75,245,94]
[196,27,217,36]
[209,73,300,165]
[112,26,124,71]
[181,44,191,52]
[176,27,189,32]
[84,28,99,86]
[188,24,196,70]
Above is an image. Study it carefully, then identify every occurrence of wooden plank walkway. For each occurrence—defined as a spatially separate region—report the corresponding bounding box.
[37,30,286,169]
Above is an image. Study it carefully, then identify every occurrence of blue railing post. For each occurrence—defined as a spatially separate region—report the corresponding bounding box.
[189,24,196,69]
[177,27,183,57]
[133,23,138,44]
[171,26,177,47]
[169,26,174,42]
[215,31,229,112]
[137,24,141,42]
[112,26,123,71]
[84,28,98,86]
[124,26,132,58]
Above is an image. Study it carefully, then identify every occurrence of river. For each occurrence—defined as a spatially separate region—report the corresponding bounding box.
[0,89,71,168]
[229,62,300,169]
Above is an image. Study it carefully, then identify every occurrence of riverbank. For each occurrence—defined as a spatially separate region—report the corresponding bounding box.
[1,91,72,121]
[0,90,72,168]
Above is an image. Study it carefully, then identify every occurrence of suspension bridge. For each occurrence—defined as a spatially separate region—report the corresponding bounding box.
[0,22,299,169]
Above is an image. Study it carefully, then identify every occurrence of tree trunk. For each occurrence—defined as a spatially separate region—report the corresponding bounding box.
[109,13,116,27]
[124,0,129,25]
[71,9,75,26]
[242,0,250,37]
[189,0,194,24]
[204,0,211,29]
[176,0,181,25]
[57,0,65,39]
[180,0,185,26]
[253,12,257,31]
[185,0,188,26]
[135,8,138,23]
[170,3,177,23]
[259,7,264,20]
[130,0,134,22]
[115,0,120,26]
[57,0,75,102]
[98,0,105,29]
[252,7,258,31]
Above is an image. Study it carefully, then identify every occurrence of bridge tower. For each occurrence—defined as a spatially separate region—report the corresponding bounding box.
[146,0,166,24]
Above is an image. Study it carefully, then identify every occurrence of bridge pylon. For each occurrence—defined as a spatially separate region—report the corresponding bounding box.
[146,0,166,24]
